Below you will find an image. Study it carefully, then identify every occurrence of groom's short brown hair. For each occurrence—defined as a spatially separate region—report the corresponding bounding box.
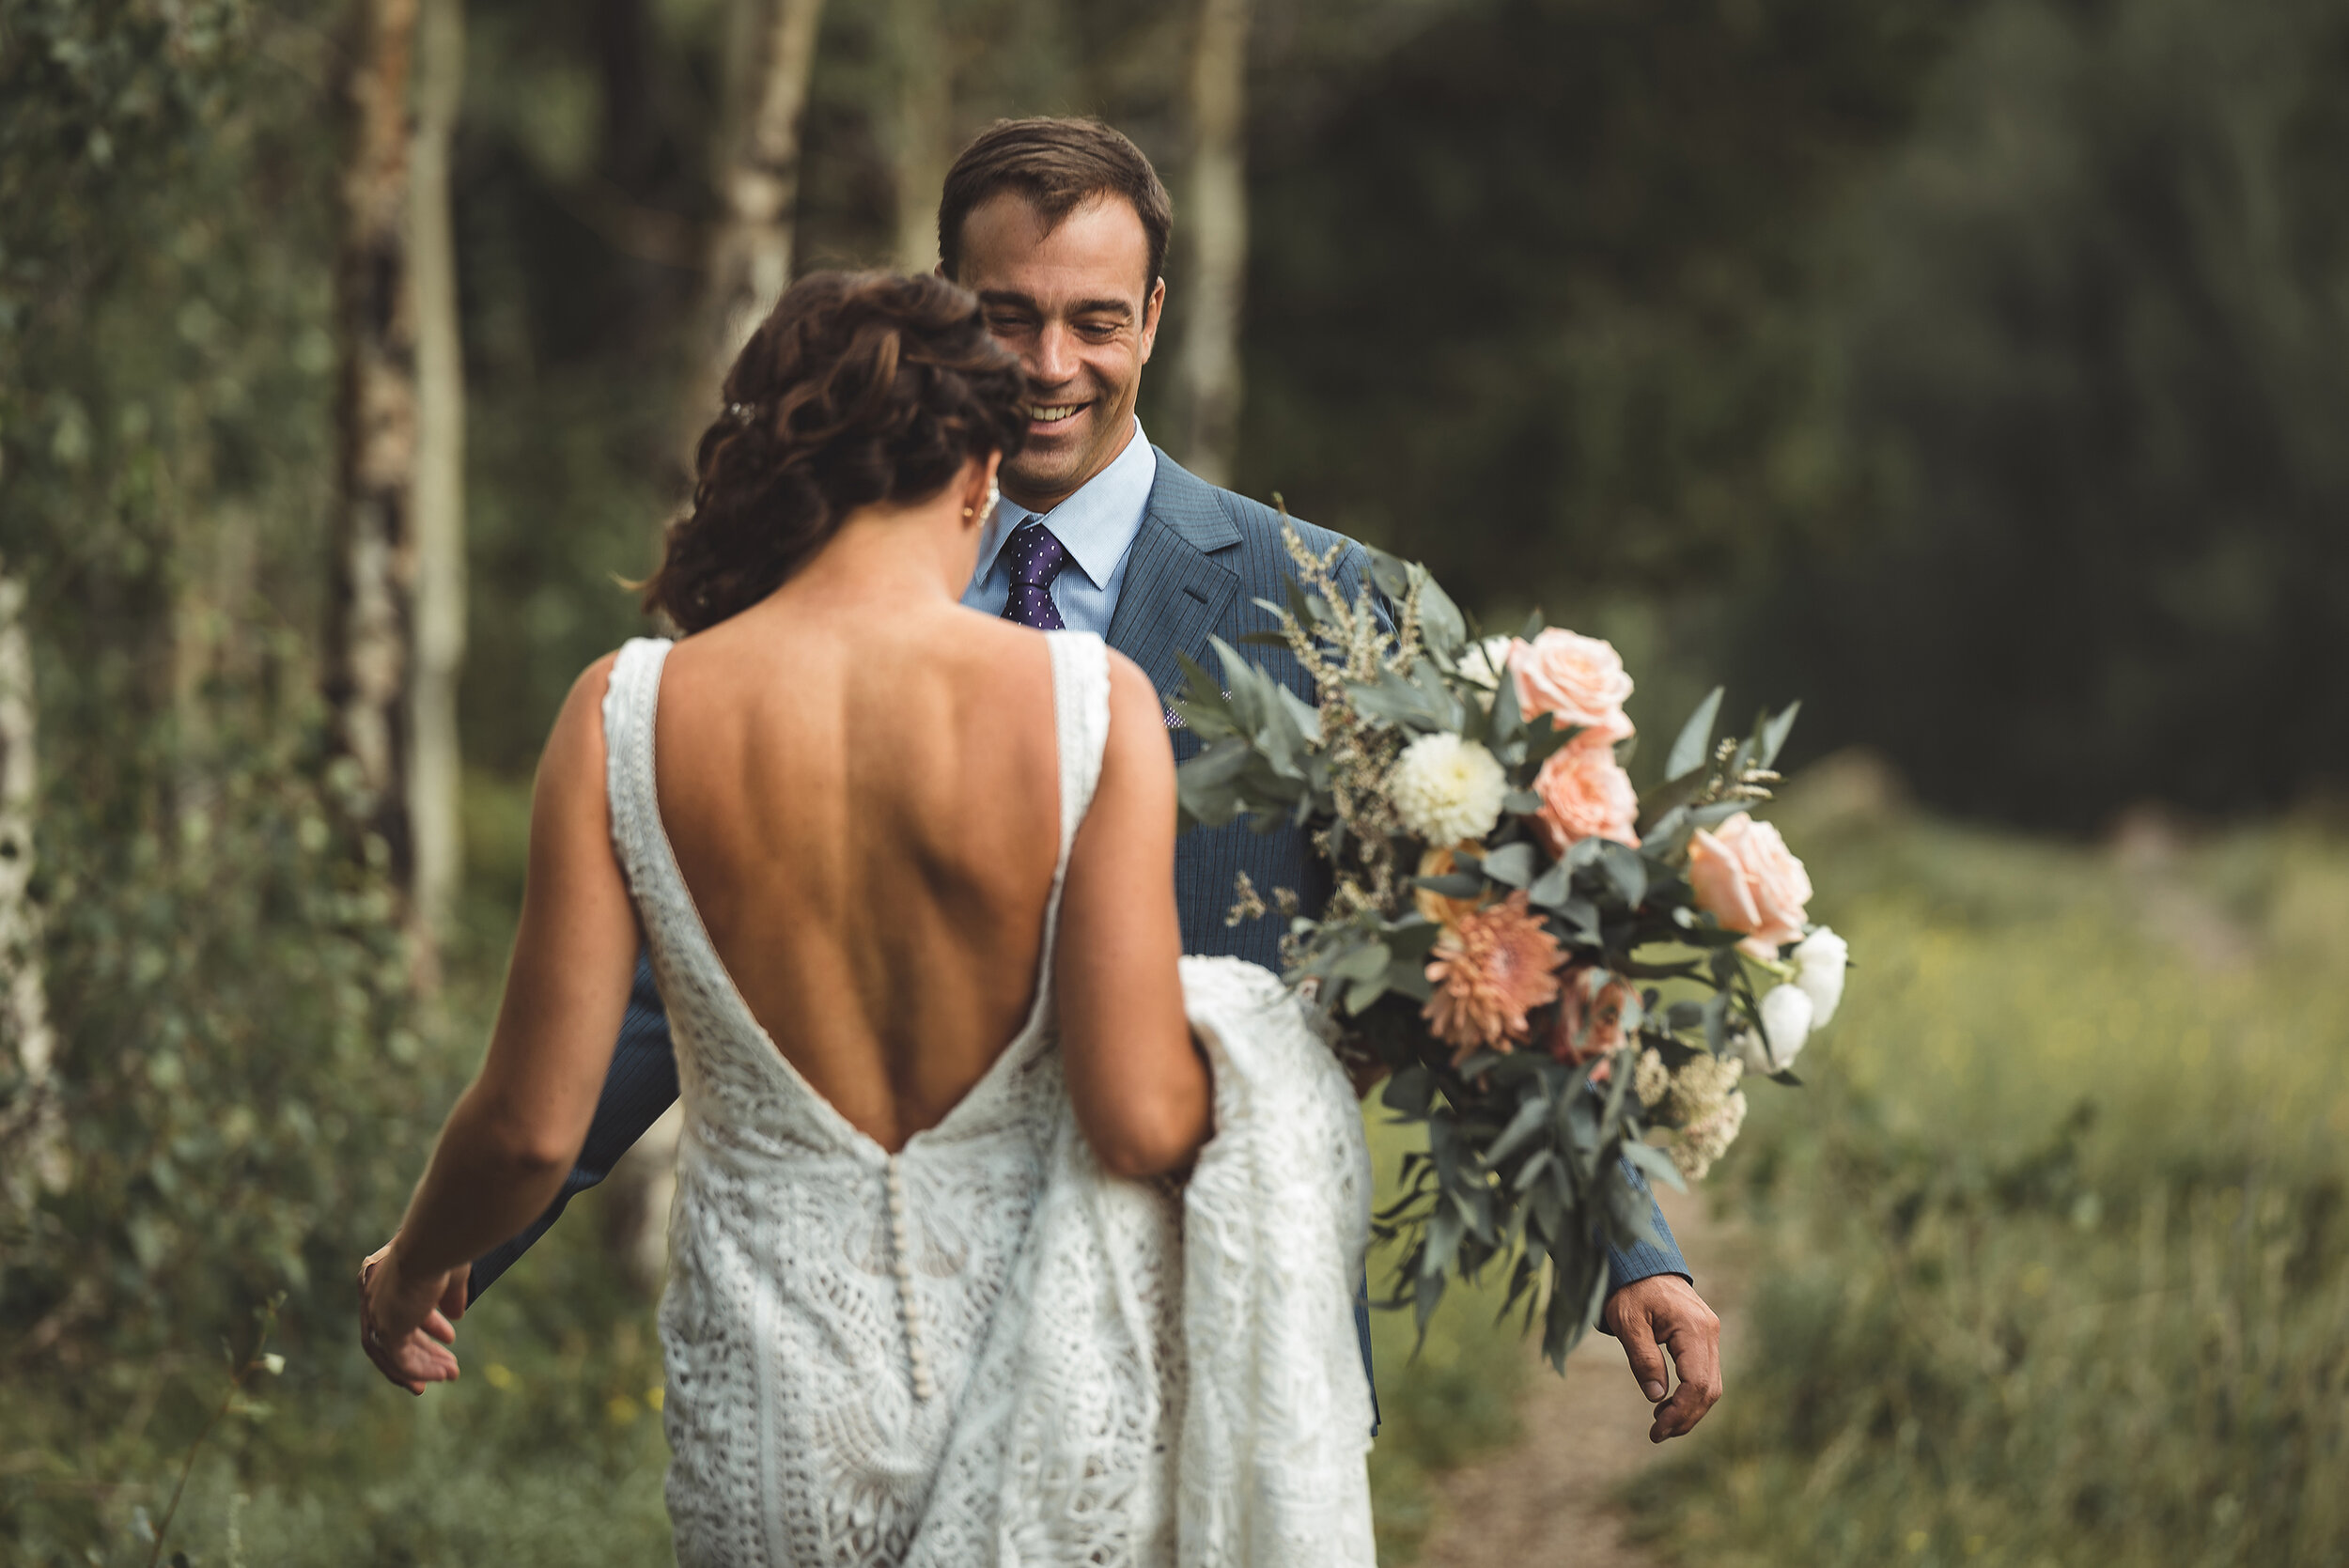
[938,117,1173,291]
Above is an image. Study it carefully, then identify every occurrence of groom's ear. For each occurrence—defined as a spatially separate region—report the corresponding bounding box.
[1139,277,1167,363]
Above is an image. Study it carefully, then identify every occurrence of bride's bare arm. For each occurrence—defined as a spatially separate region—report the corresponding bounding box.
[1054,651,1209,1178]
[365,655,640,1364]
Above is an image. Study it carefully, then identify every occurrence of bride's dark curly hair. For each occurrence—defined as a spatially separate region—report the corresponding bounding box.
[643,271,1030,633]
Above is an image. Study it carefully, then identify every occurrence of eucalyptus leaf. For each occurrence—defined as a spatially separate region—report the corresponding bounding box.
[1414,1268,1446,1335]
[1605,1168,1666,1248]
[1412,564,1468,653]
[1623,1139,1690,1194]
[1383,958,1434,1001]
[1424,1202,1466,1278]
[1482,842,1536,888]
[1665,686,1726,782]
[1523,714,1580,768]
[1758,700,1802,769]
[1642,802,1692,850]
[1385,919,1443,962]
[1703,989,1731,1056]
[1485,1094,1553,1167]
[1555,896,1602,945]
[1365,547,1413,603]
[1454,1048,1510,1079]
[1383,1064,1434,1116]
[1488,659,1524,742]
[1599,843,1647,906]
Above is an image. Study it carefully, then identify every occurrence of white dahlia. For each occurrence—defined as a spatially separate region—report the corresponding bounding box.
[1387,732,1508,846]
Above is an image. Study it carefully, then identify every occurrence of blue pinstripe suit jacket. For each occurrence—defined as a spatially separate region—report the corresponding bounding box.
[468,451,1686,1309]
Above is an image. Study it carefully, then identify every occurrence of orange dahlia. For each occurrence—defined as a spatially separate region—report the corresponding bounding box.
[1423,892,1564,1062]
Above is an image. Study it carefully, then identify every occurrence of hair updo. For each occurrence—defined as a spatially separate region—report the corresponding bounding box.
[643,271,1030,633]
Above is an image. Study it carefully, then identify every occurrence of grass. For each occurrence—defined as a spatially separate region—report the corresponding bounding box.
[42,764,2349,1564]
[1360,1109,1536,1564]
[1620,766,2349,1566]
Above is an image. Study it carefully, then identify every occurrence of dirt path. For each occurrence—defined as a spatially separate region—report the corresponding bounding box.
[1414,1188,1749,1567]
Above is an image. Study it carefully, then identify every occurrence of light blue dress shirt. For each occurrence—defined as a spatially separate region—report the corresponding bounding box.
[960,418,1158,634]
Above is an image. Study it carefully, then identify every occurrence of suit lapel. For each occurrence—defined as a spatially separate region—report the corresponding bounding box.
[1105,449,1244,702]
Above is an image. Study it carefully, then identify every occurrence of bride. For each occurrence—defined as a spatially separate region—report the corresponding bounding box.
[360,271,1375,1565]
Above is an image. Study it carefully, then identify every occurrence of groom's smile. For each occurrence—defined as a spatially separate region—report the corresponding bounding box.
[949,191,1165,514]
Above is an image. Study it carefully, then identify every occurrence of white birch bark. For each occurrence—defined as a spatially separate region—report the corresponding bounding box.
[327,0,423,922]
[1175,0,1254,488]
[700,0,828,402]
[0,567,64,1203]
[888,0,952,273]
[408,0,467,944]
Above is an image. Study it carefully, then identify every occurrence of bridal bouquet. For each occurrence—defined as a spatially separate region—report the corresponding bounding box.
[1173,526,1850,1368]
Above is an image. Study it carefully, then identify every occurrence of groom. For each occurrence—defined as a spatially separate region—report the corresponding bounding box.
[381,116,1723,1443]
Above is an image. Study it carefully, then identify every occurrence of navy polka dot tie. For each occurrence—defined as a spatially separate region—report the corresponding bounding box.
[1000,520,1072,631]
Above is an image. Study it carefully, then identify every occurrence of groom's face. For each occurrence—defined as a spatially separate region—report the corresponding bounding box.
[953,193,1165,512]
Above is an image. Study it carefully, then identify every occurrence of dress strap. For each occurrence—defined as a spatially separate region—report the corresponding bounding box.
[1045,629,1112,877]
[601,637,677,908]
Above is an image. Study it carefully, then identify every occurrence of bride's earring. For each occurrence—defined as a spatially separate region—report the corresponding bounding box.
[965,479,999,523]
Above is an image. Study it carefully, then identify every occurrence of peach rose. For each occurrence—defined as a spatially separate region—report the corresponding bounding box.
[1549,966,1634,1065]
[1688,812,1812,958]
[1509,629,1634,746]
[1530,741,1641,855]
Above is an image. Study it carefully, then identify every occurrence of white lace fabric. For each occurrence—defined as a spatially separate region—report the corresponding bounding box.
[599,632,1373,1568]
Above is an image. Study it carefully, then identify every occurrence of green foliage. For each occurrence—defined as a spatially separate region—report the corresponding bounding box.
[1741,0,2349,824]
[1242,0,1974,608]
[1625,792,2349,1565]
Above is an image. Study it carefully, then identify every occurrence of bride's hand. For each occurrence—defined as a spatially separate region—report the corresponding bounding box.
[359,1236,468,1395]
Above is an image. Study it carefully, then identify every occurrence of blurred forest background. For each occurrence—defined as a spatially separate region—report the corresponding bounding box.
[8,0,2349,1562]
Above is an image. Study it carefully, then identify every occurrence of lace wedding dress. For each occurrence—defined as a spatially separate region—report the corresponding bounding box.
[599,632,1375,1568]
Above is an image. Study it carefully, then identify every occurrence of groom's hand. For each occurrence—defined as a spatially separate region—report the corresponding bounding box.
[1603,1273,1722,1443]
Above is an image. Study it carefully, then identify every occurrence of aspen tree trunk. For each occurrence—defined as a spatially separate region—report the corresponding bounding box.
[0,567,63,1204]
[1175,0,1253,488]
[692,0,828,436]
[408,0,467,943]
[326,0,423,933]
[888,0,951,273]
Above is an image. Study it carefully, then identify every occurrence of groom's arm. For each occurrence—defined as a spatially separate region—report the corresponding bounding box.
[464,947,678,1302]
[1600,1162,1719,1441]
[1605,1162,1688,1292]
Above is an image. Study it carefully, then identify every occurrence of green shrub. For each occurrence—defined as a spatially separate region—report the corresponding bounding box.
[1627,799,2349,1567]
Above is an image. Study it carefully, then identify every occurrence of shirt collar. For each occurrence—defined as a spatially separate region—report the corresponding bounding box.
[973,418,1158,589]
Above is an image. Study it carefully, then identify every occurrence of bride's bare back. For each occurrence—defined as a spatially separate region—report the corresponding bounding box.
[656,596,1068,1151]
[372,273,1205,1395]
